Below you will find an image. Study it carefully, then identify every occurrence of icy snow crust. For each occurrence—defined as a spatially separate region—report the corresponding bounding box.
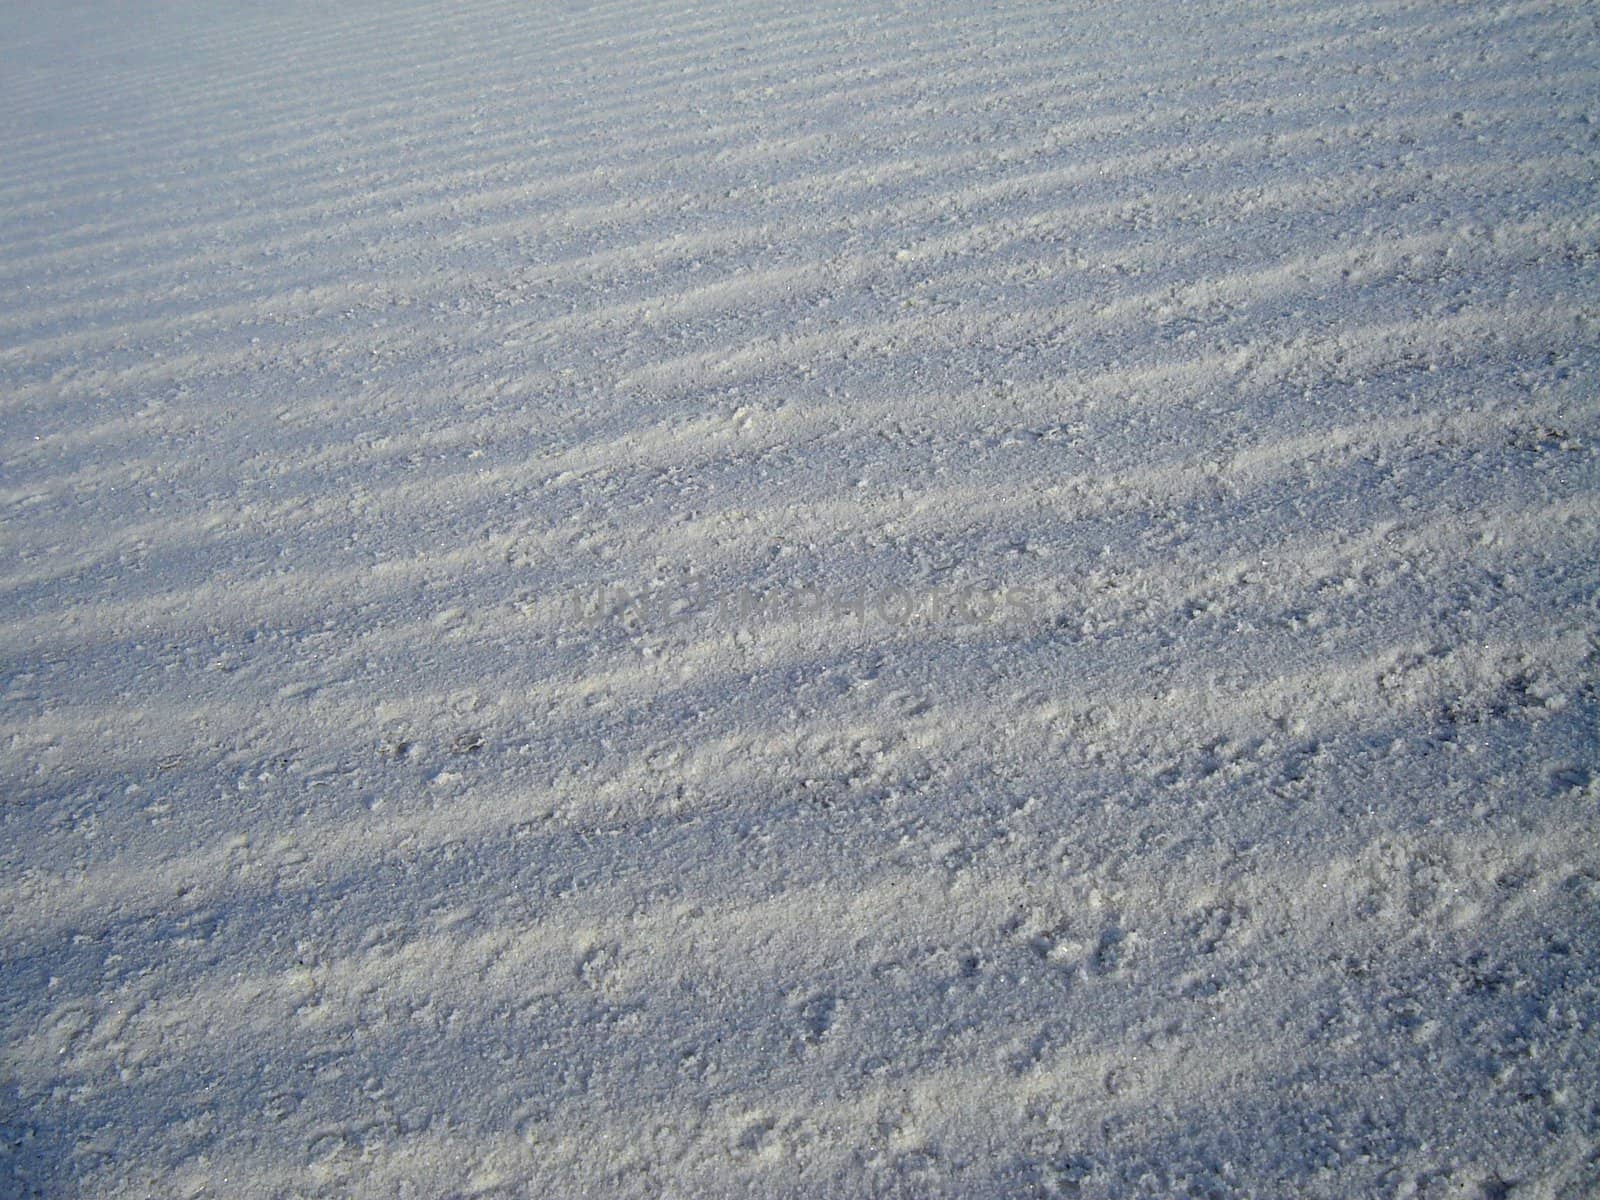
[2,0,1598,1196]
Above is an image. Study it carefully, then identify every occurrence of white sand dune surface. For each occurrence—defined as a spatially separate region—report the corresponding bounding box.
[3,0,1599,1196]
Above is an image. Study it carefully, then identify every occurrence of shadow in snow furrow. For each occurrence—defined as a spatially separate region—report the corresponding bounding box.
[1,2,1549,292]
[3,366,1589,680]
[5,568,1589,958]
[21,791,1597,1196]
[0,0,930,219]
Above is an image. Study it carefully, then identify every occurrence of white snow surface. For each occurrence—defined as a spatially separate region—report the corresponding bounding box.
[3,0,1599,1196]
